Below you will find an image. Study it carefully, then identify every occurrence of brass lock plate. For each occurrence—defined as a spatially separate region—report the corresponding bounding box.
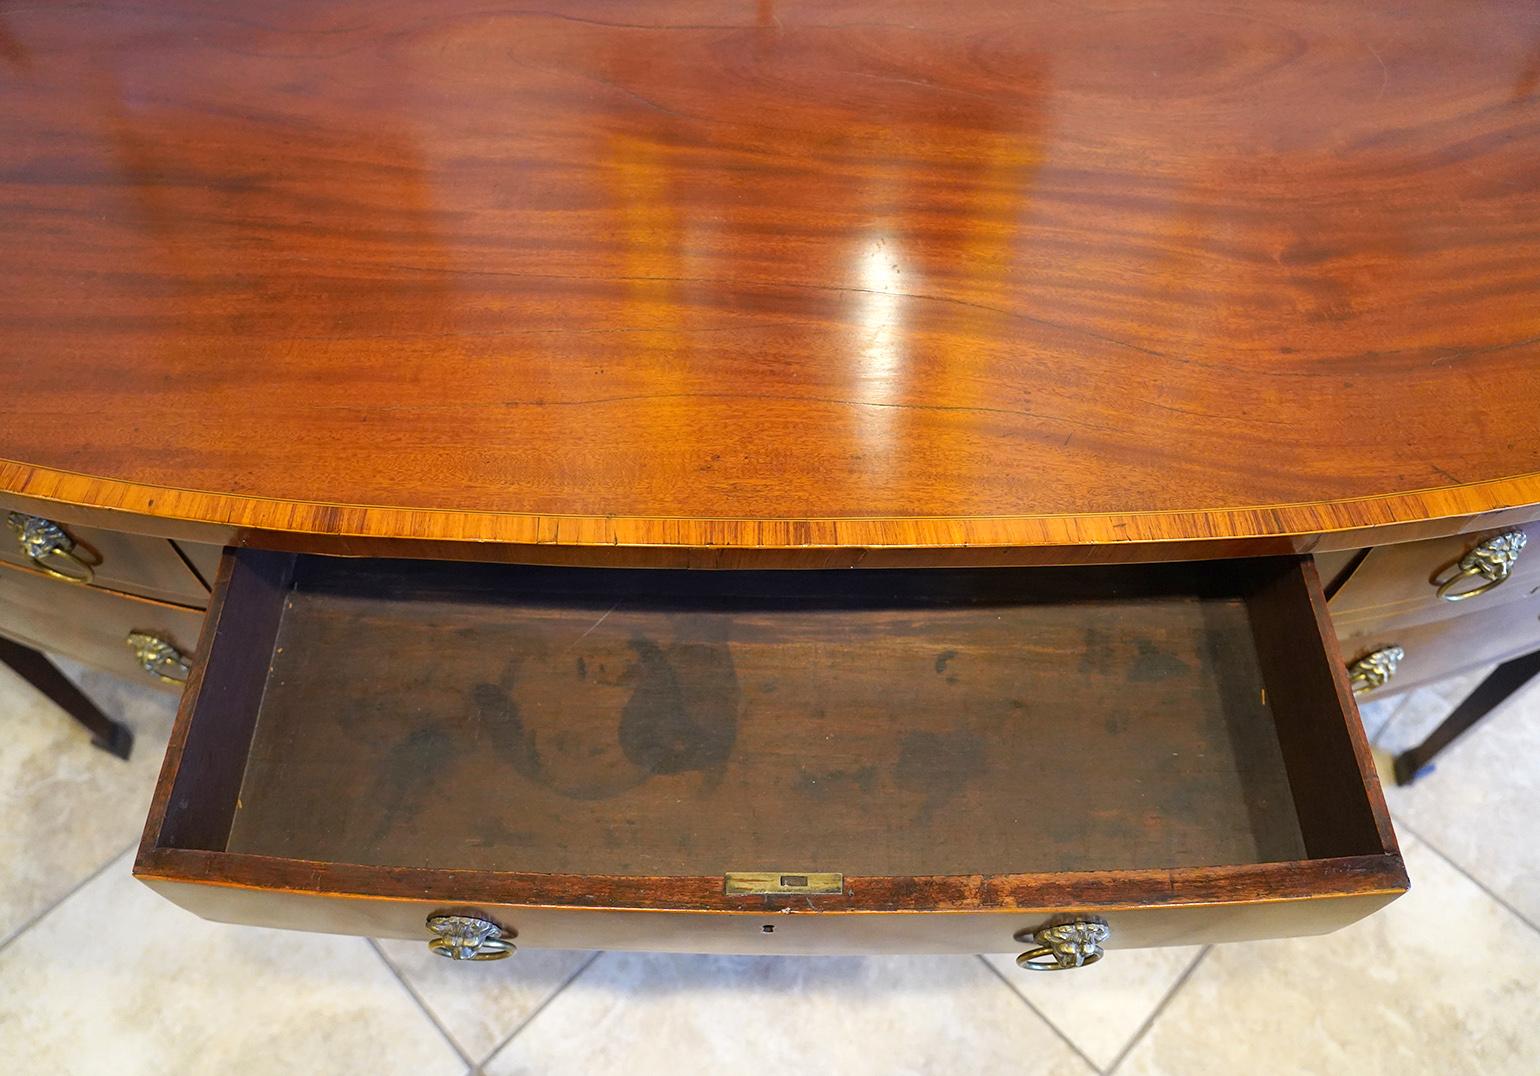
[724,871,844,896]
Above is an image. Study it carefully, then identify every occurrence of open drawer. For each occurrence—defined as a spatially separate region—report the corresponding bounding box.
[135,551,1405,967]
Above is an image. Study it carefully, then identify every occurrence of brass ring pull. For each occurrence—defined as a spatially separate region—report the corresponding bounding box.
[1348,645,1404,695]
[1435,530,1527,602]
[6,512,99,585]
[426,914,516,961]
[125,631,191,685]
[30,547,97,584]
[1015,920,1110,971]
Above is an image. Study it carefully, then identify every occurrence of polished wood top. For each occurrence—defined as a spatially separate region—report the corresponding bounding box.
[3,0,1539,552]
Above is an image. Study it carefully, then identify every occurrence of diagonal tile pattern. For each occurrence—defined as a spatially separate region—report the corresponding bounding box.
[1114,834,1540,1076]
[0,662,1536,1074]
[1355,694,1404,746]
[481,952,1093,1075]
[0,851,467,1076]
[981,944,1205,1070]
[0,659,176,945]
[1371,666,1495,754]
[372,938,595,1065]
[1381,679,1540,929]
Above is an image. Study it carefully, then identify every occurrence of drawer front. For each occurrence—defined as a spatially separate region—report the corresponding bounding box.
[1,499,210,607]
[0,560,203,688]
[1341,589,1540,698]
[1331,523,1540,635]
[139,866,1401,956]
[136,551,1404,963]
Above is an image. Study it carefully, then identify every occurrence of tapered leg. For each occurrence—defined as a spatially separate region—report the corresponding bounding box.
[0,636,133,759]
[1392,648,1540,785]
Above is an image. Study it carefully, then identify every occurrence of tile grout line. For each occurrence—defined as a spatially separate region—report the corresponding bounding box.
[1371,668,1516,754]
[0,839,137,958]
[975,954,1104,1074]
[1104,945,1211,1076]
[1395,821,1540,937]
[366,938,474,1070]
[475,950,604,1070]
[1365,691,1414,746]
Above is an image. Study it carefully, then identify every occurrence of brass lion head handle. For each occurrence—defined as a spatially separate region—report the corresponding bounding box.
[426,914,516,961]
[1436,530,1527,602]
[1015,919,1111,971]
[6,512,98,584]
[125,632,191,685]
[1348,645,1405,695]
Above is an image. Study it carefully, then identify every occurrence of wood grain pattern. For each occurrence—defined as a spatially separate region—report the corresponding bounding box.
[1246,558,1399,859]
[1342,586,1540,697]
[0,494,209,605]
[137,853,1406,953]
[1330,521,1540,633]
[4,0,1540,553]
[11,479,1540,568]
[0,559,202,686]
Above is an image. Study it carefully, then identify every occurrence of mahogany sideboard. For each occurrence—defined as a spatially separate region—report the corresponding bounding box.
[3,0,1539,971]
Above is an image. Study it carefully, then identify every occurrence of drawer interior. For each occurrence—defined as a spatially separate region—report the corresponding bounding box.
[150,552,1394,885]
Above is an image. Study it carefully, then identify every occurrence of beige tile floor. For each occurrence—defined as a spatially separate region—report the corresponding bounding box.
[1,659,1537,1075]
